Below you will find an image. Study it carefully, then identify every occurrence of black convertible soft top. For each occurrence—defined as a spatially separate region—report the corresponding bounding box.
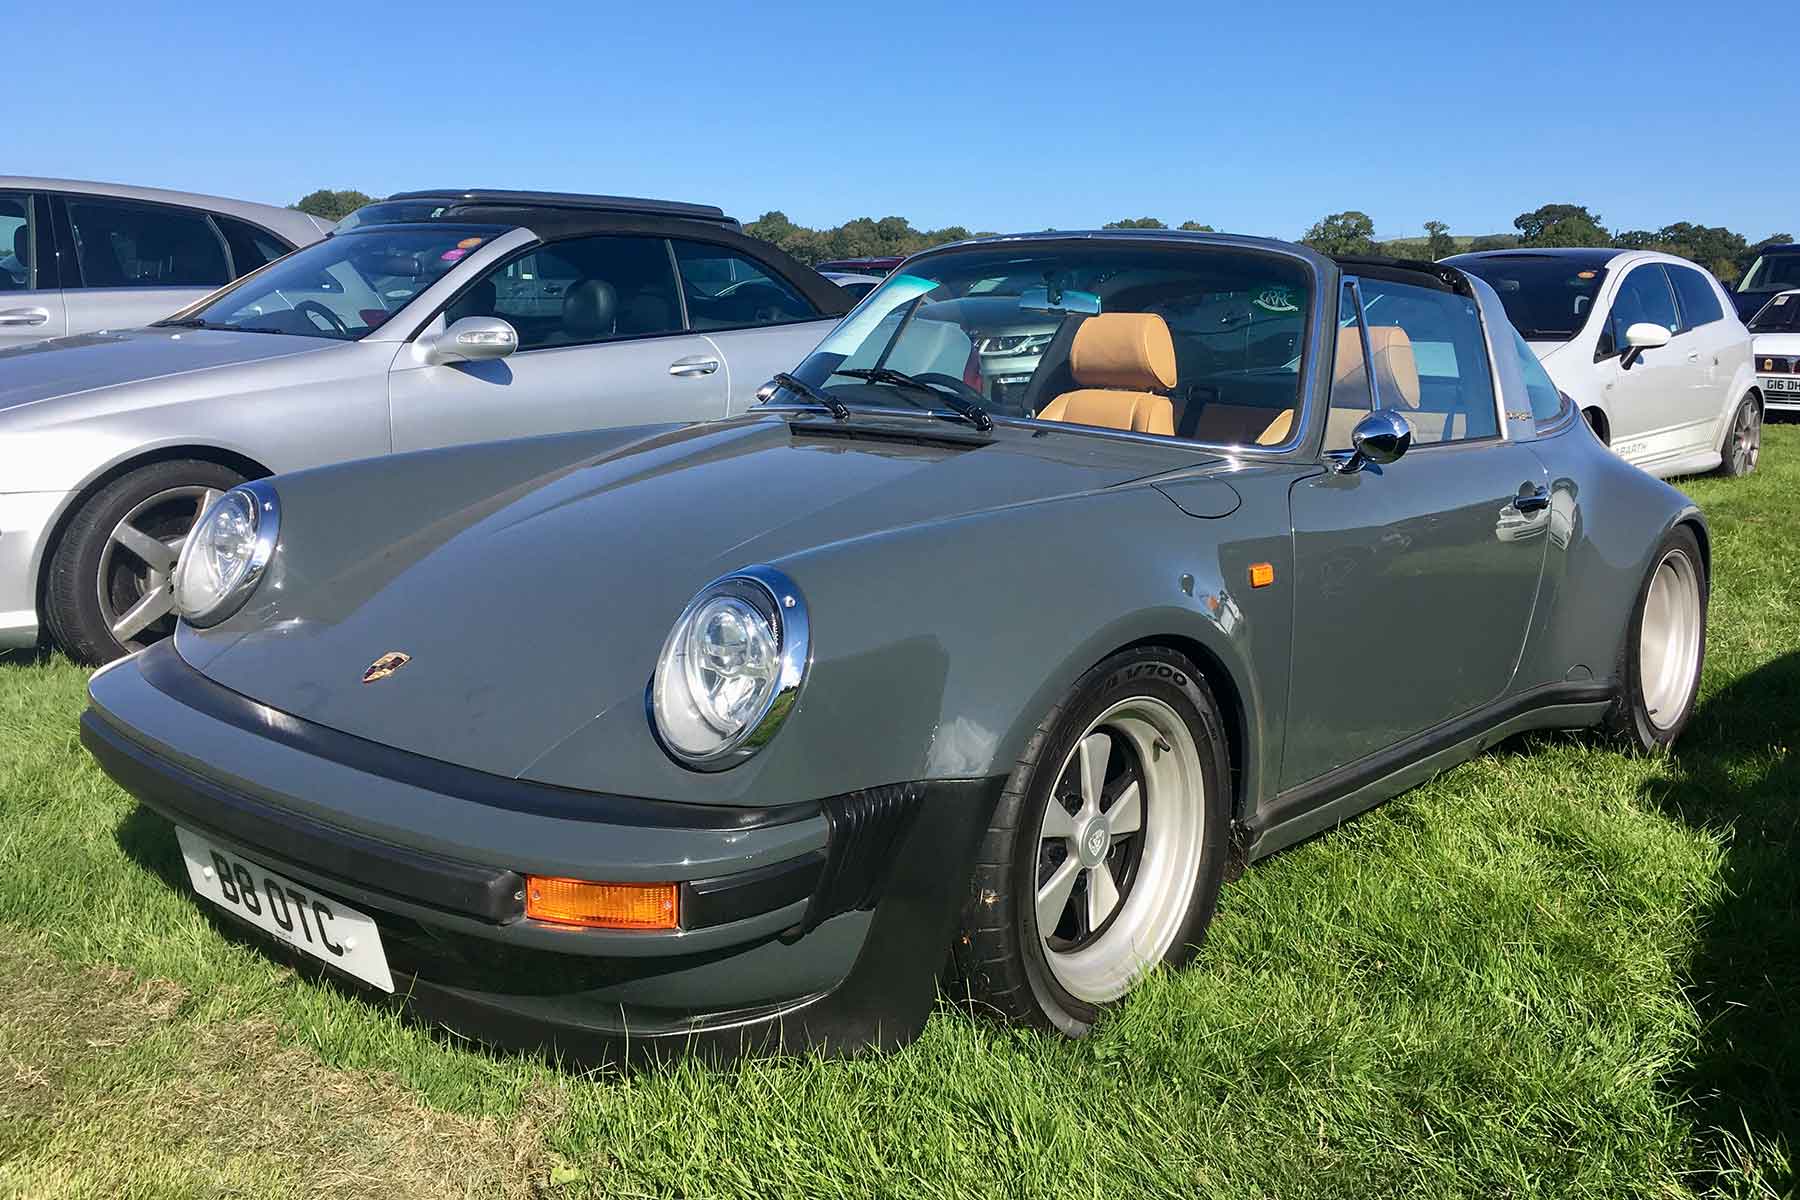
[386,188,738,230]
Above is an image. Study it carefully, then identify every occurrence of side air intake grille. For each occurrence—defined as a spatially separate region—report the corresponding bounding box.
[803,783,925,929]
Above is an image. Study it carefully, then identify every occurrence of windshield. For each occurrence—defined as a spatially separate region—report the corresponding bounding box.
[1453,256,1606,342]
[171,225,501,340]
[1739,252,1800,295]
[787,243,1311,445]
[1749,290,1800,333]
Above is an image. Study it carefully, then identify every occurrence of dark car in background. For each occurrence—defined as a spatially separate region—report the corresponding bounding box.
[1729,242,1800,321]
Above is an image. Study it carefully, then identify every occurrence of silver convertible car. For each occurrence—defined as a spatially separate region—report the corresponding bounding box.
[0,190,848,663]
[84,232,1708,1059]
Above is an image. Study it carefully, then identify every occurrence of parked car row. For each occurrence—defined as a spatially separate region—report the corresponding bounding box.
[1,176,332,346]
[1447,248,1764,478]
[0,189,851,661]
[34,202,1714,1060]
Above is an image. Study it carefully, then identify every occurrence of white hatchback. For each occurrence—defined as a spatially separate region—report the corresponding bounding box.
[1448,248,1761,478]
[1747,288,1800,416]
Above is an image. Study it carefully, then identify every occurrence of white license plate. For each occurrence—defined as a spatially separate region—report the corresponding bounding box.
[1763,376,1800,394]
[176,827,395,992]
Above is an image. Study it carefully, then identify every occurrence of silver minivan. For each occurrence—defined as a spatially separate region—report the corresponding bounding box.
[0,190,850,663]
[0,176,332,345]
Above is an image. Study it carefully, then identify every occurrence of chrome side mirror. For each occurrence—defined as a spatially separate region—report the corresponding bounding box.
[424,316,518,365]
[1334,409,1413,474]
[1619,321,1671,370]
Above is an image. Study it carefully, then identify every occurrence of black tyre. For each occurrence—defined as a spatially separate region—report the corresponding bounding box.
[1607,525,1707,753]
[1583,408,1610,446]
[956,646,1231,1035]
[1717,394,1761,477]
[44,460,245,665]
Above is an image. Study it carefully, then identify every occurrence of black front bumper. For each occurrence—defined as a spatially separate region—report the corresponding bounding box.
[84,642,1002,1062]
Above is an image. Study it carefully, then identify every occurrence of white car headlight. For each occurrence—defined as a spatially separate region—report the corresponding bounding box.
[171,481,279,627]
[651,566,809,769]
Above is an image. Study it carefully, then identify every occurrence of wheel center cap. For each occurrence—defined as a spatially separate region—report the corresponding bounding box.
[1077,817,1110,867]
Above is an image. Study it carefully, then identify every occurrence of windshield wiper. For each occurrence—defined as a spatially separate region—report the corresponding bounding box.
[151,317,288,335]
[834,367,994,432]
[768,372,850,420]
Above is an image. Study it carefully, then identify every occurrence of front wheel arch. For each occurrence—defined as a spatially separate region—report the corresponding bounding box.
[1119,634,1250,825]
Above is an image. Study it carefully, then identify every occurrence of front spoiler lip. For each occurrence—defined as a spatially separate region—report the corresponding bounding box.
[81,707,824,958]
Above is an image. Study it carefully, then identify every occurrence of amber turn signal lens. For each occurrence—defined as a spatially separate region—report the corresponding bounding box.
[1249,562,1275,588]
[524,877,679,930]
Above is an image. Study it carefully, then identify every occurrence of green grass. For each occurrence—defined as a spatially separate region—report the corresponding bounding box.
[2,428,1797,1198]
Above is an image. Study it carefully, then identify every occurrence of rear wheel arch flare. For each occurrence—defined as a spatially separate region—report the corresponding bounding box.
[1678,516,1711,586]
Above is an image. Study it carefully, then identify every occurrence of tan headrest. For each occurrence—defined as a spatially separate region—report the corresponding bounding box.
[1333,324,1420,409]
[1037,389,1174,436]
[1070,313,1177,391]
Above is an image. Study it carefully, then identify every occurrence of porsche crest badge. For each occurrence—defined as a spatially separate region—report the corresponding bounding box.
[362,651,411,684]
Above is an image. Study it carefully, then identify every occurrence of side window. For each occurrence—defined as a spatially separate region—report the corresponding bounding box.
[0,193,34,290]
[64,198,230,288]
[1335,276,1499,447]
[1605,266,1679,354]
[214,215,293,277]
[1667,265,1724,330]
[1511,329,1565,422]
[672,239,816,329]
[453,235,683,351]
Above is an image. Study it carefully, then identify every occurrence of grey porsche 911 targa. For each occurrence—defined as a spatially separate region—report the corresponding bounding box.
[82,232,1709,1061]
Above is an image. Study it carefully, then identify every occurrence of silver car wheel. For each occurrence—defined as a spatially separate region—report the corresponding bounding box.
[1033,696,1206,1004]
[1731,401,1761,474]
[1638,547,1703,731]
[96,486,222,647]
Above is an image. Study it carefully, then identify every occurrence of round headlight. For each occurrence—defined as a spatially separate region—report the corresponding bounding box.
[651,566,809,769]
[171,481,279,627]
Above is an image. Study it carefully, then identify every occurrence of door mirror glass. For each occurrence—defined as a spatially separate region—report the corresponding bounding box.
[1335,408,1414,473]
[428,316,518,364]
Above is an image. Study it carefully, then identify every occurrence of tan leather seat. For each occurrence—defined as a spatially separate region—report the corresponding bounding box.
[1256,324,1425,448]
[1036,313,1176,436]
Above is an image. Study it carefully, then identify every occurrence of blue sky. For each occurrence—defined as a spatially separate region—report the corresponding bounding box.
[10,0,1794,242]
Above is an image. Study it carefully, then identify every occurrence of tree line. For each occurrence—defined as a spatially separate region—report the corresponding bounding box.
[293,190,1789,283]
[1300,204,1790,283]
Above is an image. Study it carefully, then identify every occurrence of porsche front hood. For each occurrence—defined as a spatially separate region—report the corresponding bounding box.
[186,414,1205,781]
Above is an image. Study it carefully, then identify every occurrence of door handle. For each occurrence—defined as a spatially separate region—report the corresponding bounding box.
[1686,351,1700,362]
[668,356,720,377]
[0,307,49,327]
[1514,484,1551,513]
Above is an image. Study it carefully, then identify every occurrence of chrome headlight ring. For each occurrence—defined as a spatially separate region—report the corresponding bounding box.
[650,564,810,771]
[170,479,280,628]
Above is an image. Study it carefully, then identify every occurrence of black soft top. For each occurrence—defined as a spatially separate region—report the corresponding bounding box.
[386,189,738,230]
[1333,255,1465,294]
